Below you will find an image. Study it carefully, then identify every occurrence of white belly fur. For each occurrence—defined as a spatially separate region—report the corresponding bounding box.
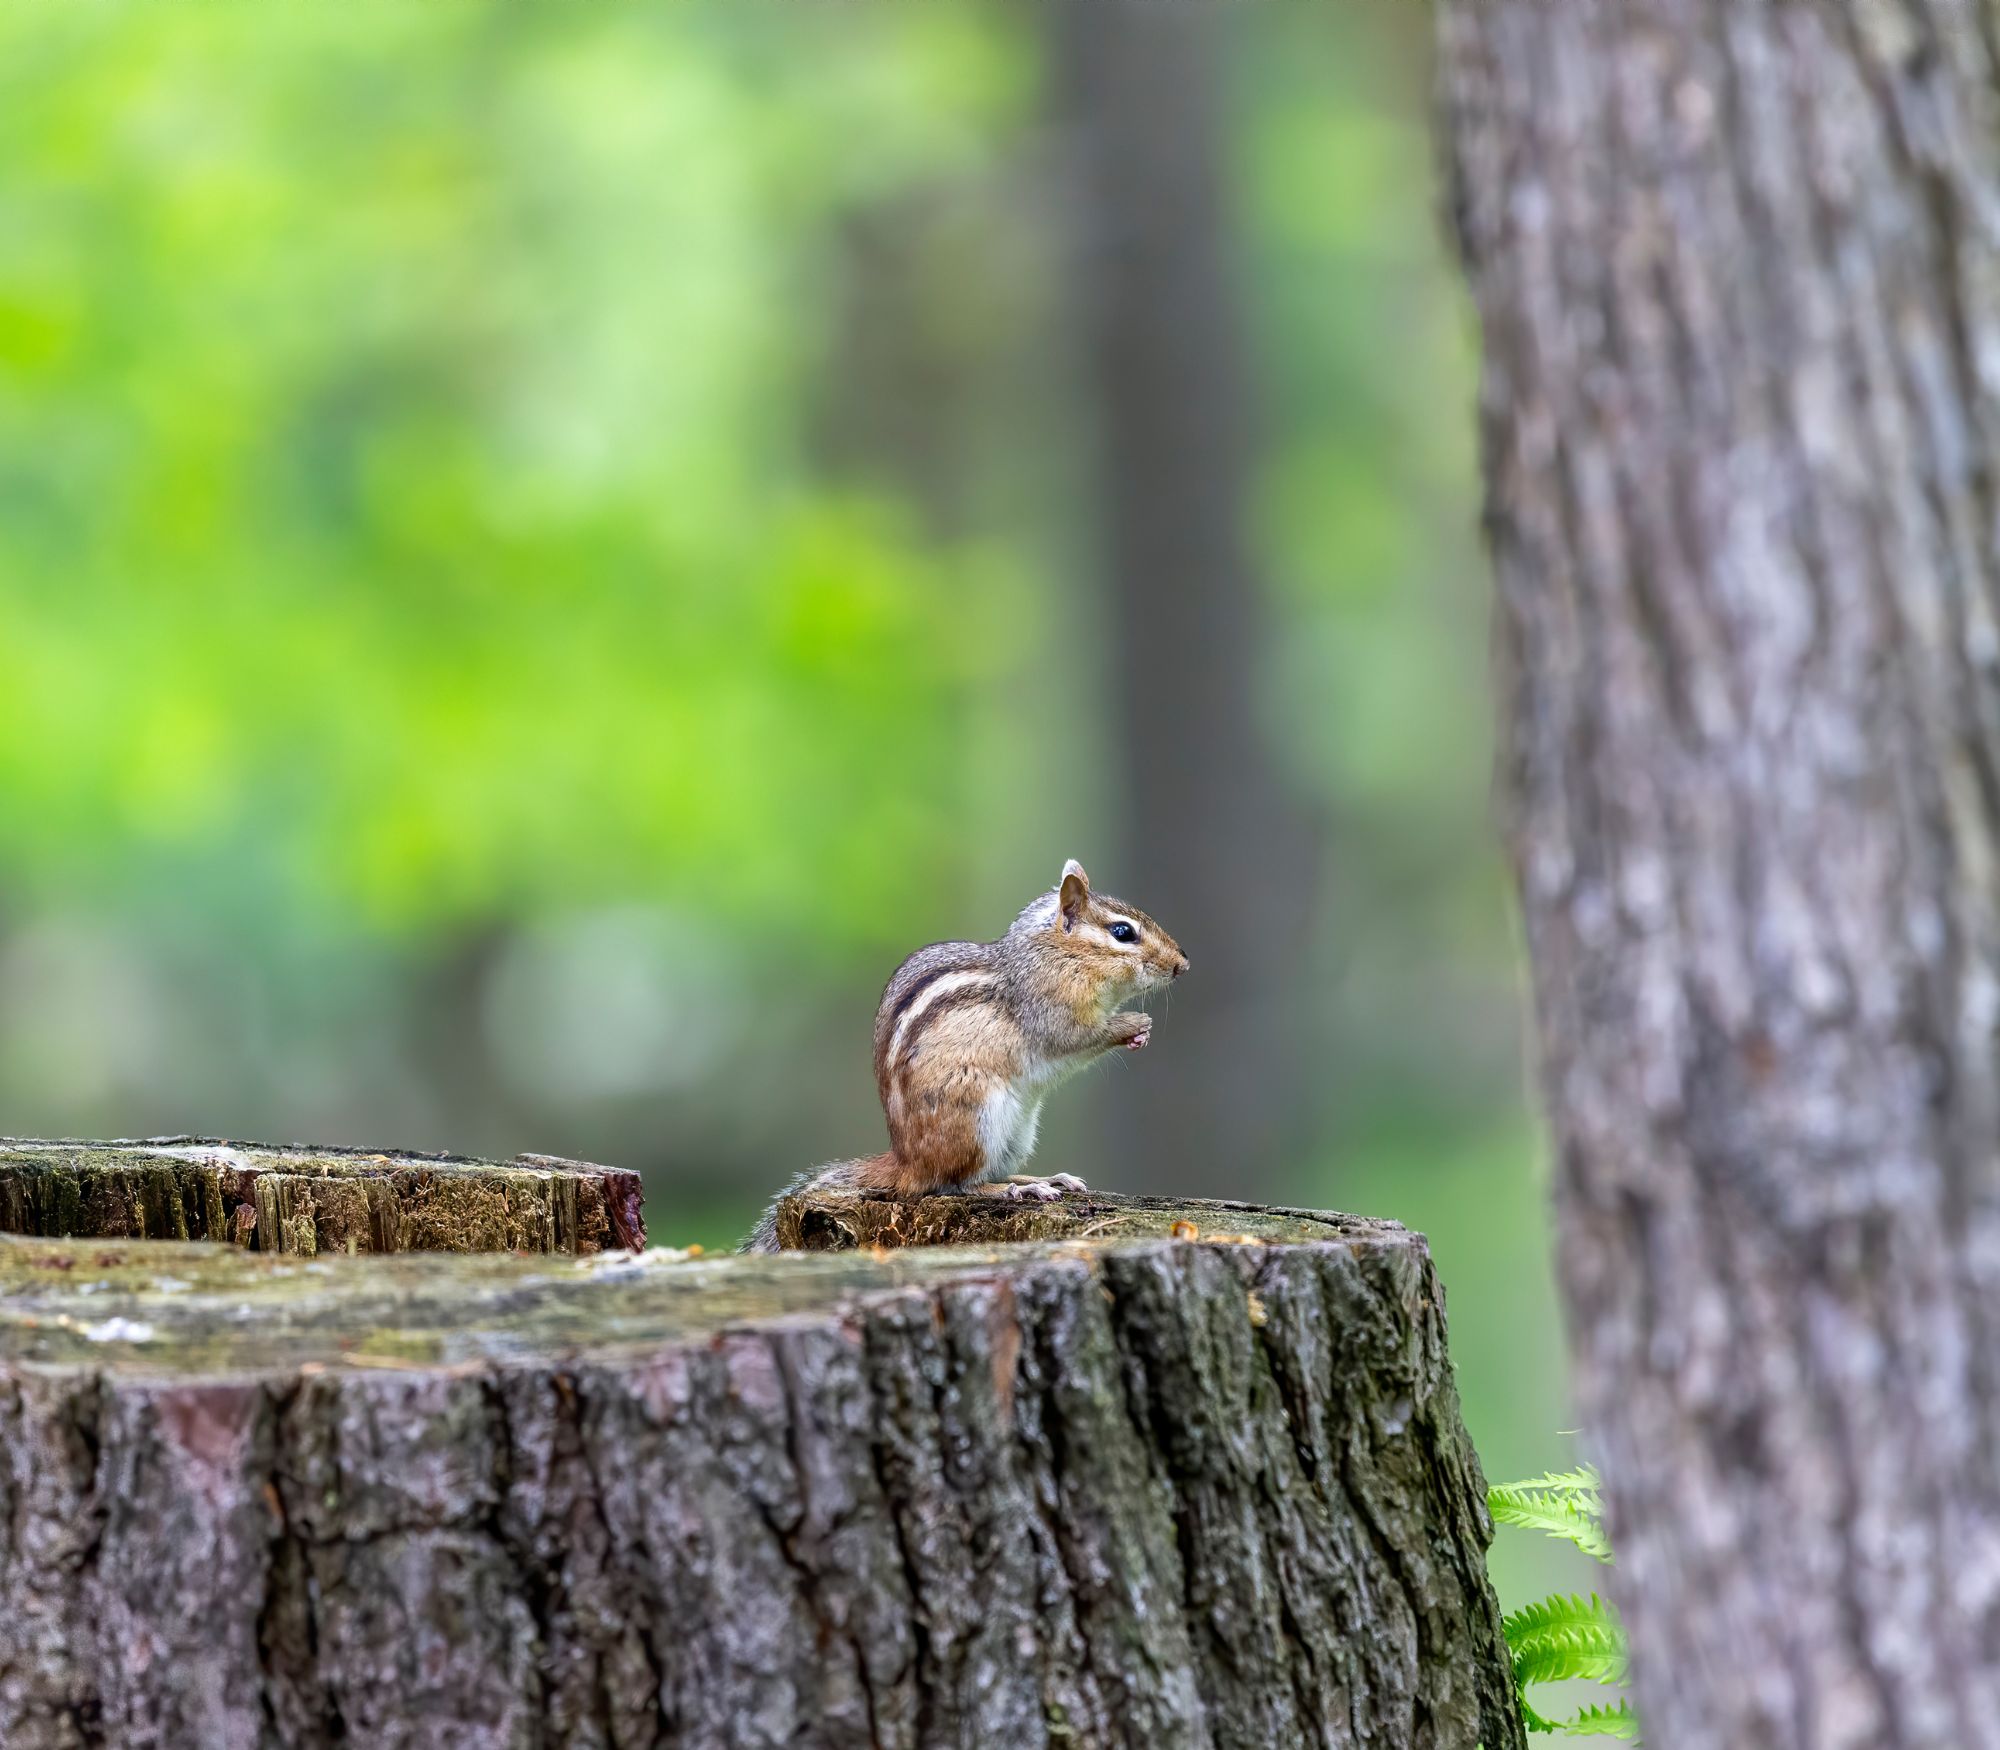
[977,1056,1079,1181]
[976,1086,1030,1180]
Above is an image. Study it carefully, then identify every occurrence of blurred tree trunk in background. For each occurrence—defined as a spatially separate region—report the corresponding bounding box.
[1052,0,1315,1199]
[1439,3,2000,1746]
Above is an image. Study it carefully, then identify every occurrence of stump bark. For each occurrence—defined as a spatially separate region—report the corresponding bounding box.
[0,1189,1520,1750]
[0,1137,645,1255]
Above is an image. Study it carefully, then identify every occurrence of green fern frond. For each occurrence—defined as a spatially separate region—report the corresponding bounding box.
[1504,1466,1603,1497]
[1487,1466,1613,1563]
[1561,1700,1641,1739]
[1502,1591,1617,1641]
[1504,1593,1626,1687]
[1491,1461,1638,1740]
[1487,1492,1611,1562]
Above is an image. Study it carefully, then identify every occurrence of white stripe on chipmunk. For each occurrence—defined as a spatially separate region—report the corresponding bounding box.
[888,970,995,1066]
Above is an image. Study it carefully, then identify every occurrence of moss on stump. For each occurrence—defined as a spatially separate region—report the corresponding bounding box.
[0,1198,1523,1750]
[0,1137,644,1255]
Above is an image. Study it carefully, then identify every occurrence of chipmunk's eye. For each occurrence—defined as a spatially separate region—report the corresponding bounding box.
[1109,921,1139,944]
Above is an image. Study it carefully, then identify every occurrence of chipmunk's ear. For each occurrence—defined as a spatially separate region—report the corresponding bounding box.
[1058,859,1090,932]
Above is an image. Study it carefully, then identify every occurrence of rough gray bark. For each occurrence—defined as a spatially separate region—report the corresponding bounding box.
[1052,0,1317,1199]
[1438,3,2000,1746]
[0,1195,1521,1749]
[0,1137,645,1254]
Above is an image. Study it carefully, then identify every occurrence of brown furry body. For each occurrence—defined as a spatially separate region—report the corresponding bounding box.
[743,862,1187,1250]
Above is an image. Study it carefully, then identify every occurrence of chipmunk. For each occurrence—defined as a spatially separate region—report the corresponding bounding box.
[743,858,1188,1252]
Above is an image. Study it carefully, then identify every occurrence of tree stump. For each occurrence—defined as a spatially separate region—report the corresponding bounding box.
[0,1137,645,1255]
[0,1188,1520,1750]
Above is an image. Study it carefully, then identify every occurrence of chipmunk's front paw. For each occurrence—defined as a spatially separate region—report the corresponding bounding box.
[1108,1012,1152,1052]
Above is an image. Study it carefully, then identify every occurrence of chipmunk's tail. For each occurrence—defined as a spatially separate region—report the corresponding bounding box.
[739,1153,894,1254]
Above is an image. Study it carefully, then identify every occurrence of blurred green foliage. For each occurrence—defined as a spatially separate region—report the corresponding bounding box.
[0,1,1040,944]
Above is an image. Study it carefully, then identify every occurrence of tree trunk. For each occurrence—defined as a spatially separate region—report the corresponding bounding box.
[0,1137,645,1254]
[0,1196,1521,1749]
[1437,3,2000,1745]
[1051,0,1317,1200]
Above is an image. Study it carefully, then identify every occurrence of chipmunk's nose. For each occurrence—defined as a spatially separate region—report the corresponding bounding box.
[1173,956,1189,978]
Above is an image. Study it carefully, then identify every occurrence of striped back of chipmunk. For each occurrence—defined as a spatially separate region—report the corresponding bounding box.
[872,940,1001,1103]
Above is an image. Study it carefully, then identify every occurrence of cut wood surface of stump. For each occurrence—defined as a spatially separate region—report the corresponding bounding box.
[0,1136,646,1255]
[0,1185,1520,1750]
[770,1181,1392,1252]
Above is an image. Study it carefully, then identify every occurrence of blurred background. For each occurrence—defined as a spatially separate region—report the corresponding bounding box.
[0,0,1580,1605]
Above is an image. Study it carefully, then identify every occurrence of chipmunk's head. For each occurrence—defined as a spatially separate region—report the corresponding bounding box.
[1048,857,1188,999]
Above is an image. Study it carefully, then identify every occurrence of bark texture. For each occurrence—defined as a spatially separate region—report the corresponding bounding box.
[0,1201,1520,1749]
[1438,3,2000,1746]
[0,1138,644,1255]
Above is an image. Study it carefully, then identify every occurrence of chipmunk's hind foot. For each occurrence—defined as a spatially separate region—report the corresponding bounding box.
[997,1172,1087,1202]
